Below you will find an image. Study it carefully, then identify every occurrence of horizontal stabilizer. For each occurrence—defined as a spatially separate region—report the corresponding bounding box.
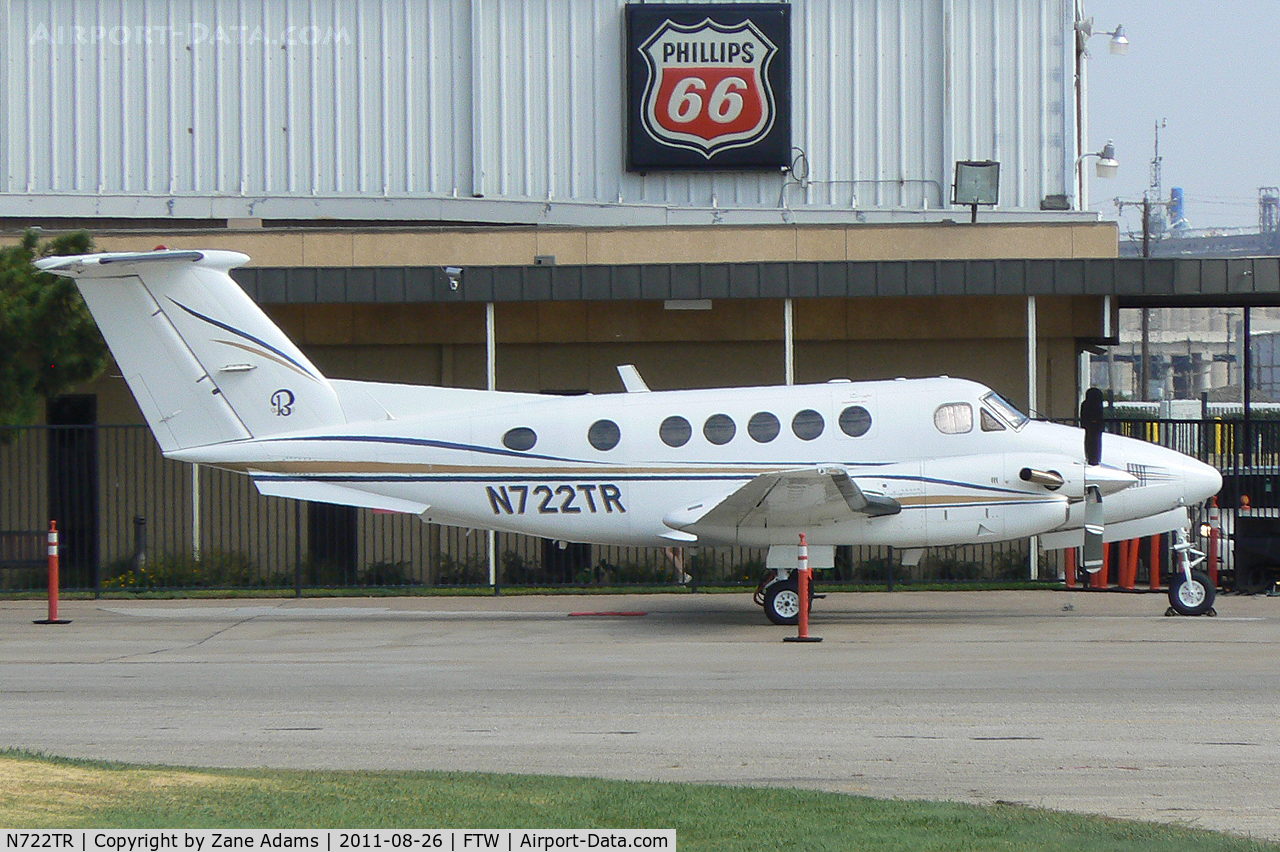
[253,478,430,515]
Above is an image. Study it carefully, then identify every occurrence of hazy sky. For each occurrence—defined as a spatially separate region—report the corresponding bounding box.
[1085,0,1280,235]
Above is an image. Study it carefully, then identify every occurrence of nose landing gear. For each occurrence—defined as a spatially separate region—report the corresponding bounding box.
[1166,528,1217,617]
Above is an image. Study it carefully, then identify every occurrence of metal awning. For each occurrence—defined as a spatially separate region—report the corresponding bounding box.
[231,257,1280,306]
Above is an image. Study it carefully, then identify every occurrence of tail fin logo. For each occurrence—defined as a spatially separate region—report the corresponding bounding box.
[271,389,295,416]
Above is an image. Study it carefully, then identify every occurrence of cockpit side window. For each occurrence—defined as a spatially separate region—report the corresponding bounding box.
[934,402,973,435]
[980,408,1006,432]
[980,391,1029,430]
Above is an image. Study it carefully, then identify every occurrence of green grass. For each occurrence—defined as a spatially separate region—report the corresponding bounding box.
[1,751,1274,852]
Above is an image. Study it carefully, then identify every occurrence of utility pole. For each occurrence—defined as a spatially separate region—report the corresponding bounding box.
[1142,196,1151,258]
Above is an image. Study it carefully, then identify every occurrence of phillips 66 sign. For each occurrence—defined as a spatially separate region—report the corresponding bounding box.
[626,3,791,171]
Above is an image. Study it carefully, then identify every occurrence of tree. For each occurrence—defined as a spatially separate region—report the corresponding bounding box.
[0,230,107,429]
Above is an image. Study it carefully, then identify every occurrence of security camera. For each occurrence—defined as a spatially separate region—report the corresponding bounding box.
[444,266,462,291]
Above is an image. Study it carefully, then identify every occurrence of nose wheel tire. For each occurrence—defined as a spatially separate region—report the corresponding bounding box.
[763,579,802,626]
[1167,569,1216,617]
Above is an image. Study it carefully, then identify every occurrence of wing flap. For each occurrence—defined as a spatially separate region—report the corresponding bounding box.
[663,466,900,535]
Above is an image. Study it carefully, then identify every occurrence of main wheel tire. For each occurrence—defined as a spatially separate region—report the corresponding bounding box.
[1168,569,1216,616]
[763,579,801,626]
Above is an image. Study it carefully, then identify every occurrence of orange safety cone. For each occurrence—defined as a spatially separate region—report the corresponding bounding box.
[1090,542,1111,589]
[784,533,822,644]
[1148,535,1162,591]
[34,521,70,625]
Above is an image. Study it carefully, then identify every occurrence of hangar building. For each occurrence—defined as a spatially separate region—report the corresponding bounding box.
[1,0,1133,583]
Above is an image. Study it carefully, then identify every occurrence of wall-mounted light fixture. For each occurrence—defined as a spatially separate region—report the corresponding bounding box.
[952,161,1000,223]
[1075,17,1128,56]
[1075,141,1119,209]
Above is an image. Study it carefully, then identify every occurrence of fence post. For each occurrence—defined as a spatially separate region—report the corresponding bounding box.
[294,500,304,598]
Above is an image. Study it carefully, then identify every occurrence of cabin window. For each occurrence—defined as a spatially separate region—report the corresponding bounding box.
[838,405,872,437]
[659,415,691,447]
[792,409,824,441]
[934,402,973,435]
[748,412,780,443]
[980,408,1006,432]
[502,427,537,451]
[588,419,620,451]
[703,414,736,445]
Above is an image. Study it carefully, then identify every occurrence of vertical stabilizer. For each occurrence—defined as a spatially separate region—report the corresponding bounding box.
[37,250,346,452]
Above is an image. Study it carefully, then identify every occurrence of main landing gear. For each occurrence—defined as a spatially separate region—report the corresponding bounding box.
[755,569,818,625]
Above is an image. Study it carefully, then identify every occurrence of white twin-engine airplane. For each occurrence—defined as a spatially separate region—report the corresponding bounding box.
[39,249,1224,622]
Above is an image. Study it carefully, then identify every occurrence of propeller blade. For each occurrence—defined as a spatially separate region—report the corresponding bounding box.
[1082,484,1105,573]
[1081,387,1105,467]
[1079,388,1107,573]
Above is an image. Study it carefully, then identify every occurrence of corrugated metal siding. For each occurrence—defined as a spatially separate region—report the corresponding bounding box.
[3,0,1074,219]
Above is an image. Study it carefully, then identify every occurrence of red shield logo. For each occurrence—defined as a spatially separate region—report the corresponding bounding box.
[639,18,778,160]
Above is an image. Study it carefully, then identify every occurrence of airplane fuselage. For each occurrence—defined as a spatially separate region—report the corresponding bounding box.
[172,376,1221,549]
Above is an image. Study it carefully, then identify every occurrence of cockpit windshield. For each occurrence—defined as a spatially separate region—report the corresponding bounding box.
[981,391,1029,431]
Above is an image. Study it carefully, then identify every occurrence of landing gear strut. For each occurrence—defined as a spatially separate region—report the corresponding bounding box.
[1166,528,1217,617]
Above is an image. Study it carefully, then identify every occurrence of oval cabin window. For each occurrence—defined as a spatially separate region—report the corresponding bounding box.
[703,414,736,445]
[502,427,537,451]
[838,405,872,437]
[791,409,825,441]
[933,403,973,435]
[660,415,692,448]
[588,419,621,451]
[747,412,780,443]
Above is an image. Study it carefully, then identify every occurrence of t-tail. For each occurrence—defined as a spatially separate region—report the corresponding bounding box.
[37,250,346,453]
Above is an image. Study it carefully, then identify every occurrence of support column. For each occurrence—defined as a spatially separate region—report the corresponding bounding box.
[191,463,201,560]
[487,302,498,591]
[1244,306,1253,468]
[1027,295,1038,415]
[1028,296,1039,580]
[784,297,795,386]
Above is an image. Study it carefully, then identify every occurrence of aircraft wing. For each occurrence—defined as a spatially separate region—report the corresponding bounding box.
[663,466,900,535]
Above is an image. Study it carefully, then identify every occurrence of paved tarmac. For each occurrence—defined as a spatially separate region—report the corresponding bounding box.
[1,590,1278,839]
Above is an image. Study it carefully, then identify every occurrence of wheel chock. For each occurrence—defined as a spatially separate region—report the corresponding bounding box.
[1164,605,1218,617]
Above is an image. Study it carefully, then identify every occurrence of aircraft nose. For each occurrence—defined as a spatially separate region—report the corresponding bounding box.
[1183,457,1223,505]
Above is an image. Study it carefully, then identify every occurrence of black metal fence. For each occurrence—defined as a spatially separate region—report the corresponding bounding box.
[8,417,1272,594]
